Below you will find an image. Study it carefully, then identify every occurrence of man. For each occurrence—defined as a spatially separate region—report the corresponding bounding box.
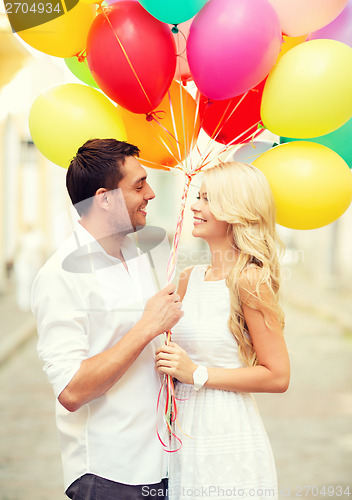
[32,139,183,499]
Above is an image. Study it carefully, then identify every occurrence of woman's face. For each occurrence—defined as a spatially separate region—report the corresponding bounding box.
[191,183,229,242]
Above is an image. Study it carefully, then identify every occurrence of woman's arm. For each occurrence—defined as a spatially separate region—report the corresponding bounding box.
[205,298,290,392]
[155,271,290,393]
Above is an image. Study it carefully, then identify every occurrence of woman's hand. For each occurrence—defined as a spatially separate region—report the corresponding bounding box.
[155,342,197,385]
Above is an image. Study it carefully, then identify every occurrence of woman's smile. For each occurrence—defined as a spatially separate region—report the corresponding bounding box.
[193,216,207,225]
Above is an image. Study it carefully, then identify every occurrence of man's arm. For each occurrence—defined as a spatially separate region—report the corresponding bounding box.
[58,320,155,412]
[32,264,183,412]
[58,284,183,411]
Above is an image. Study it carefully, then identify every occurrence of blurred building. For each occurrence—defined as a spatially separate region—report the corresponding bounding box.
[0,13,67,300]
[279,205,352,289]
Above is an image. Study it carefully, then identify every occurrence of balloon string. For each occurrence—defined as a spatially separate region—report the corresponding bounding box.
[167,172,193,283]
[167,90,183,162]
[156,377,182,452]
[177,79,189,172]
[174,27,188,85]
[201,91,249,161]
[158,171,195,452]
[225,119,262,149]
[100,8,153,111]
[146,110,166,121]
[212,91,249,143]
[169,377,193,440]
[196,91,215,167]
[175,28,188,56]
[158,150,215,450]
[77,50,87,63]
[60,0,68,14]
[201,85,262,168]
[138,157,171,171]
[145,109,183,165]
[96,0,104,12]
[242,125,264,144]
[199,106,219,159]
[208,99,232,141]
[158,134,182,167]
[196,93,264,172]
[190,90,201,154]
[146,110,181,148]
[156,373,193,452]
[196,119,263,173]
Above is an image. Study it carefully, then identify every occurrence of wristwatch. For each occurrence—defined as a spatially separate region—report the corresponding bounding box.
[192,366,208,391]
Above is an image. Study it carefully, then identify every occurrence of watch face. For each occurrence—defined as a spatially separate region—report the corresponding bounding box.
[193,366,208,388]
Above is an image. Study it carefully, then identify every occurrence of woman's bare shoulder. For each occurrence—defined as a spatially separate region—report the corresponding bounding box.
[177,266,195,300]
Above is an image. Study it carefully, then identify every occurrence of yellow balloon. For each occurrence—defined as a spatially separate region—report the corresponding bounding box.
[17,3,96,58]
[252,142,352,230]
[276,34,307,62]
[261,40,352,138]
[119,80,200,170]
[29,83,126,168]
[80,0,101,3]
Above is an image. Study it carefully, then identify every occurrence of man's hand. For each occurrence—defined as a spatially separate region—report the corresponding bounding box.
[140,284,184,339]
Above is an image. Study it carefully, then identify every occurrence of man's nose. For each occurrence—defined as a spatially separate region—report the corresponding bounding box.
[145,183,155,200]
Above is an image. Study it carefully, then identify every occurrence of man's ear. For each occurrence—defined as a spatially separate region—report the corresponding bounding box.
[94,188,109,210]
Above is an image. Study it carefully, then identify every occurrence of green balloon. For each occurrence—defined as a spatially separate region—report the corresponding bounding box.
[281,117,352,168]
[65,57,99,89]
[138,0,208,24]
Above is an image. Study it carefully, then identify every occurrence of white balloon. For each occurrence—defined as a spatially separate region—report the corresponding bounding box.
[225,141,276,165]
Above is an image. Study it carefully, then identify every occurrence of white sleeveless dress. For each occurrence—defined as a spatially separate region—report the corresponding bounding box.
[169,265,278,500]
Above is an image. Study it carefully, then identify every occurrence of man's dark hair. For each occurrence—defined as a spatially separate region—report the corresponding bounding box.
[66,138,140,215]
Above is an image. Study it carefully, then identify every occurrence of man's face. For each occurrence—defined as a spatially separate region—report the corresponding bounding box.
[109,156,156,232]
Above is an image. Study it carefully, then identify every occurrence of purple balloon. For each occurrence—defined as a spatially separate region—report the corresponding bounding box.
[187,0,282,100]
[309,0,352,47]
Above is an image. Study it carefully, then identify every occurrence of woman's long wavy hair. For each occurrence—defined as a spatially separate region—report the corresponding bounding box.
[203,161,285,367]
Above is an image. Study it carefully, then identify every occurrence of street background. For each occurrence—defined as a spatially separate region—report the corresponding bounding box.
[1,8,352,500]
[1,270,352,500]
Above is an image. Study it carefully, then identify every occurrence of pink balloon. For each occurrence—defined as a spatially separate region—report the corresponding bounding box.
[170,19,193,83]
[187,0,282,100]
[309,0,352,47]
[268,0,349,37]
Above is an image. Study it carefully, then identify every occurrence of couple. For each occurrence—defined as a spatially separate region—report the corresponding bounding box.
[32,139,290,500]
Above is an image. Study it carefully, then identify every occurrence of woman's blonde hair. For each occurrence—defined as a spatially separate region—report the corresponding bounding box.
[203,161,285,366]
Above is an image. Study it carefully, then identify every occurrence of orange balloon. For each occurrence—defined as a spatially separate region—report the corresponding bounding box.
[276,34,308,61]
[119,80,200,170]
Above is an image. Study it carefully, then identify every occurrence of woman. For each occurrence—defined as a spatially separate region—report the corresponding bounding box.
[156,161,290,500]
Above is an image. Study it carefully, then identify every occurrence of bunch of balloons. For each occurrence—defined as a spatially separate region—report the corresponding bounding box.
[7,0,352,230]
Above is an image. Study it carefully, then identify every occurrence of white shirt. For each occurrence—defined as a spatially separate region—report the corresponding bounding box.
[31,223,168,490]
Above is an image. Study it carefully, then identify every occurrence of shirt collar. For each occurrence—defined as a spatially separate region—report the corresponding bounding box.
[72,221,138,262]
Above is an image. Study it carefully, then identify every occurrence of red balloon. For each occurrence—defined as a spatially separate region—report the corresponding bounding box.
[199,79,267,145]
[87,1,176,114]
